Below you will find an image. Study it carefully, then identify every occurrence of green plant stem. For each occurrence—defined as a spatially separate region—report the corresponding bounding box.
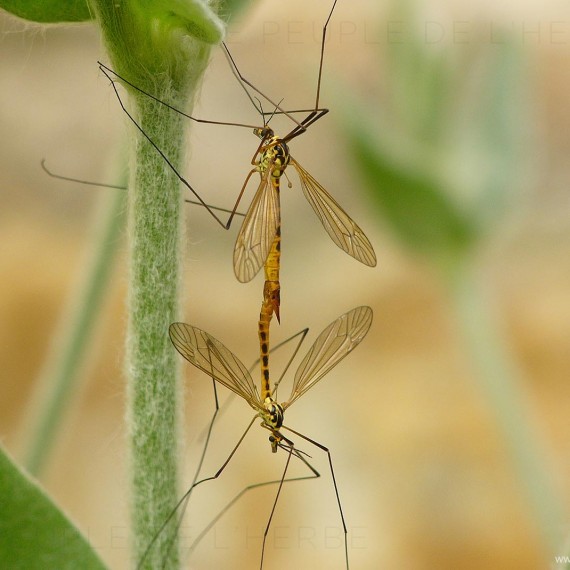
[125,91,187,570]
[447,261,565,556]
[22,185,126,477]
[86,1,221,565]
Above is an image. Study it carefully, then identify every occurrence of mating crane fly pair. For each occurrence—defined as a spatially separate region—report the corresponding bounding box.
[43,1,378,568]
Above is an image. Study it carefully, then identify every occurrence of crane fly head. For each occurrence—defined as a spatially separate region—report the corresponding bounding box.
[254,126,274,141]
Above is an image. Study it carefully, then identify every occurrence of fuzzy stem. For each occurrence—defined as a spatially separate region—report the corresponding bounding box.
[22,184,126,477]
[125,91,186,570]
[447,261,565,556]
[86,1,222,566]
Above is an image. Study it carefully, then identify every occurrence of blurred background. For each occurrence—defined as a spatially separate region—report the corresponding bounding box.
[1,0,570,568]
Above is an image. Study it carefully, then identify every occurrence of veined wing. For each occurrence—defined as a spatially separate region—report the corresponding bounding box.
[290,158,377,267]
[233,167,280,283]
[282,306,373,409]
[169,323,262,411]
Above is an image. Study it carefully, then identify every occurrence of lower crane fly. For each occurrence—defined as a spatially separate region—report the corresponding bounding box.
[140,305,373,569]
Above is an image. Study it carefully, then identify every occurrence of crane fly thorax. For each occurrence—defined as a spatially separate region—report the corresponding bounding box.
[262,397,284,430]
[255,129,290,179]
[261,398,284,453]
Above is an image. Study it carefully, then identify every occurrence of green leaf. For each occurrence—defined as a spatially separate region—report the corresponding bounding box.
[91,0,225,101]
[0,0,92,22]
[220,0,257,19]
[347,122,477,263]
[0,445,107,569]
[135,0,225,45]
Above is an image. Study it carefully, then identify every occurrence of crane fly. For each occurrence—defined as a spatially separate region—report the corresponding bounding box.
[232,121,377,284]
[96,0,377,287]
[137,323,314,570]
[149,305,373,569]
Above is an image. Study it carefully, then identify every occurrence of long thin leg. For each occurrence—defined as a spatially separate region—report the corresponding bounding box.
[221,0,339,133]
[258,434,321,569]
[226,0,339,141]
[40,159,246,218]
[99,66,249,230]
[135,381,244,570]
[157,379,222,570]
[315,0,340,110]
[221,43,305,131]
[97,61,327,145]
[261,106,327,118]
[282,107,329,143]
[281,0,341,141]
[188,425,349,569]
[98,62,326,139]
[270,327,309,400]
[260,442,293,569]
[220,48,329,142]
[186,438,321,562]
[98,62,258,131]
[41,159,125,190]
[283,424,349,569]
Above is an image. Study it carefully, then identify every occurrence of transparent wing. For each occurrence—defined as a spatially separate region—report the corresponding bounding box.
[283,306,373,409]
[169,323,262,411]
[291,158,377,267]
[233,168,280,283]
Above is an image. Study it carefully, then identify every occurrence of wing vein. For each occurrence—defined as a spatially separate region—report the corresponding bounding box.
[283,306,373,409]
[233,168,280,283]
[291,158,376,267]
[169,323,262,410]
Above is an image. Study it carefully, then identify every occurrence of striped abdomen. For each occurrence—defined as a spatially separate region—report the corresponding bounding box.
[258,137,288,401]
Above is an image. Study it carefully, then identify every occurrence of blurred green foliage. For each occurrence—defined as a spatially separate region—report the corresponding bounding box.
[350,124,476,264]
[343,4,568,558]
[345,0,526,268]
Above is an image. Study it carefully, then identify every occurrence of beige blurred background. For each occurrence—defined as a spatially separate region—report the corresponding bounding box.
[1,1,570,568]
